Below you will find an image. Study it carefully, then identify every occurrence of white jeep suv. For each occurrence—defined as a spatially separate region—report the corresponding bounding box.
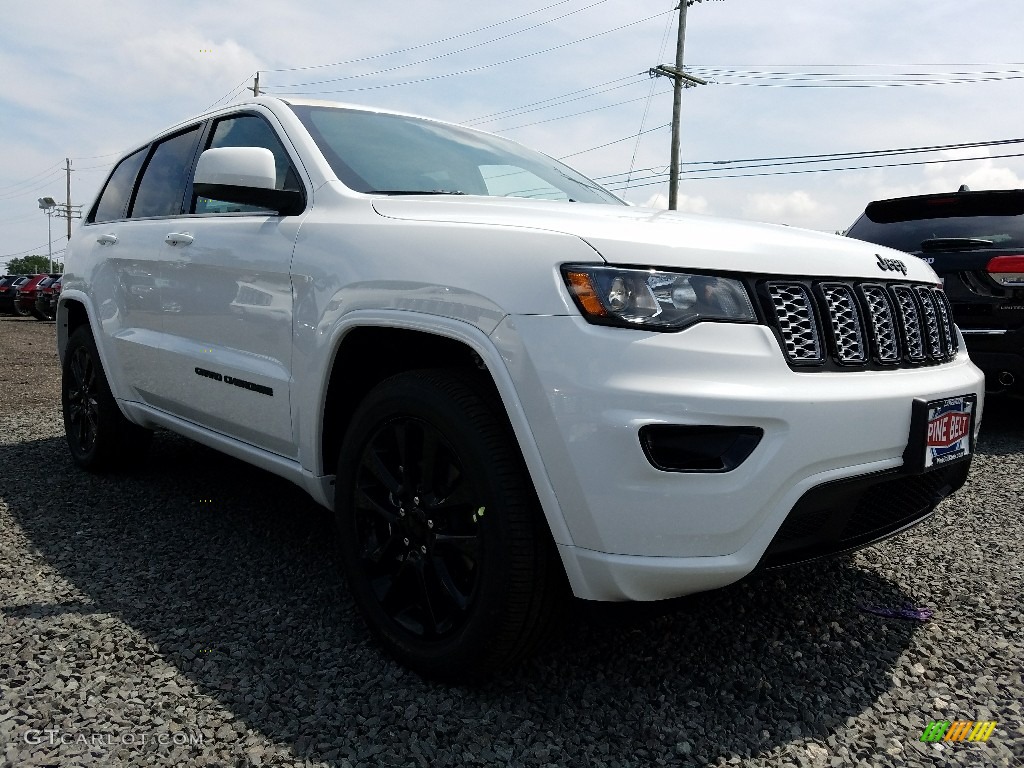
[58,97,984,680]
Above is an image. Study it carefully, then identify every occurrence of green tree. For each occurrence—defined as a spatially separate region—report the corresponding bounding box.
[5,254,63,274]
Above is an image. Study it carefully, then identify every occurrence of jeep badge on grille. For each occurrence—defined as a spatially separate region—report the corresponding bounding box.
[876,254,908,275]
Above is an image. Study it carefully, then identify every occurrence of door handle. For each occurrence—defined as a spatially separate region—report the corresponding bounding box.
[96,233,118,245]
[165,232,194,246]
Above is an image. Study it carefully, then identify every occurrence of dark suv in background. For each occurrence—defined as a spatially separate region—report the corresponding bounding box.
[847,188,1024,396]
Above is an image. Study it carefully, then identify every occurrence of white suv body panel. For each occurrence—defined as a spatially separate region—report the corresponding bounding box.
[59,96,986,604]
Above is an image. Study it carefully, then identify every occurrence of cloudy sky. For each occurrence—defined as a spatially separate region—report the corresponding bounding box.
[3,0,1024,271]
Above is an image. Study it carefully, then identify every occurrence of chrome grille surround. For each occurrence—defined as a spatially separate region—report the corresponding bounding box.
[820,283,867,363]
[766,280,956,369]
[767,283,822,363]
[858,284,901,363]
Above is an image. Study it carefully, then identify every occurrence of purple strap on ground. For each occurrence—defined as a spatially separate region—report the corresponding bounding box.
[859,604,933,621]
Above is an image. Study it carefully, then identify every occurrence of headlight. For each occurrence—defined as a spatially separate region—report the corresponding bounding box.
[561,264,757,331]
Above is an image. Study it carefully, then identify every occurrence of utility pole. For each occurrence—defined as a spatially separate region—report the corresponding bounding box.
[65,158,72,240]
[249,72,260,97]
[650,2,708,210]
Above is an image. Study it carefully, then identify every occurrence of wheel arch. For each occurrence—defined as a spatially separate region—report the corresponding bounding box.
[314,315,575,548]
[56,293,140,423]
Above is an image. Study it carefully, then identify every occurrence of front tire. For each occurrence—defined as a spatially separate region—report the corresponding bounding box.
[335,369,564,681]
[62,326,152,471]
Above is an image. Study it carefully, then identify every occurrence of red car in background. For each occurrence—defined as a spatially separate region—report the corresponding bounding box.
[16,274,60,320]
[0,275,31,315]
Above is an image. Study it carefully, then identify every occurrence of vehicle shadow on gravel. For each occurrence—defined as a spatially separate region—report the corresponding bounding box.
[4,430,948,766]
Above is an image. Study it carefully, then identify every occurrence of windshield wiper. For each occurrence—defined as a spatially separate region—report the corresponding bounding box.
[920,237,994,252]
[370,189,466,196]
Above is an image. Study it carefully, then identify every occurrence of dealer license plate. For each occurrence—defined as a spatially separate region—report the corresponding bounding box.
[921,395,975,470]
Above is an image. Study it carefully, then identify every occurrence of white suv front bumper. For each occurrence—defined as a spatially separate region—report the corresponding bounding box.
[491,315,985,601]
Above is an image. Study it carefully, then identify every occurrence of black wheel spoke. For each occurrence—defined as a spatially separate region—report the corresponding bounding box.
[393,420,411,476]
[362,530,401,565]
[413,559,441,637]
[70,350,88,391]
[67,348,100,452]
[429,480,475,513]
[364,448,401,495]
[428,554,471,612]
[434,532,481,559]
[415,426,443,493]
[354,485,399,524]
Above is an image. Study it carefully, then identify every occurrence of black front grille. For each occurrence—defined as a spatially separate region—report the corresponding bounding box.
[759,462,971,569]
[763,279,958,370]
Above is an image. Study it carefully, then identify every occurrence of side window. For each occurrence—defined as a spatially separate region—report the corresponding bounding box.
[91,148,147,223]
[129,127,203,219]
[193,115,301,214]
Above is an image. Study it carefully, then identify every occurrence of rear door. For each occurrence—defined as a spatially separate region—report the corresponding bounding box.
[77,128,204,405]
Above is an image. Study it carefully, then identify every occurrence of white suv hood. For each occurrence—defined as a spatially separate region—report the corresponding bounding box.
[372,196,938,283]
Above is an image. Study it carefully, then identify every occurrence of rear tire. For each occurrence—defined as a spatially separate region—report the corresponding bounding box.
[62,326,153,471]
[335,369,565,681]
[13,301,31,317]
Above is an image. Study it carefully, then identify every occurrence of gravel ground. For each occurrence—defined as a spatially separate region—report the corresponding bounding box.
[0,314,1021,767]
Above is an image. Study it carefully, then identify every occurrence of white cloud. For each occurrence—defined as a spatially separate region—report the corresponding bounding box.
[742,190,826,226]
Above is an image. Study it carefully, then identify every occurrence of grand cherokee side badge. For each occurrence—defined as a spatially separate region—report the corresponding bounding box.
[876,254,908,275]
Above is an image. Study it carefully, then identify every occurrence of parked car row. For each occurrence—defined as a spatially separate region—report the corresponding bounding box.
[0,273,62,320]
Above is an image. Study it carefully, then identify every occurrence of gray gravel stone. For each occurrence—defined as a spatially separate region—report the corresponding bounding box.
[1,316,1022,767]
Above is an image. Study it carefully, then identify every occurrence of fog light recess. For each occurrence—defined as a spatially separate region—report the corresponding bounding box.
[639,425,763,473]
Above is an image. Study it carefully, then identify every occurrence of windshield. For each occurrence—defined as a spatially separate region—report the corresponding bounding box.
[847,192,1024,252]
[289,105,623,205]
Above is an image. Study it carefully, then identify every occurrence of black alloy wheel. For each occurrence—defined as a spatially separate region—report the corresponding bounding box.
[65,344,101,457]
[353,415,483,639]
[335,369,565,681]
[61,326,152,471]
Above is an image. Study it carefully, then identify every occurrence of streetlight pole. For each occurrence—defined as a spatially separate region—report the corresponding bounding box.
[38,197,56,273]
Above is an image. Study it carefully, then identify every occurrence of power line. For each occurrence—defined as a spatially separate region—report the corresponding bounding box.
[495,89,671,132]
[624,2,677,195]
[203,74,257,112]
[269,0,611,90]
[558,123,671,159]
[603,150,1024,189]
[593,137,1024,183]
[0,240,67,261]
[463,74,647,125]
[0,166,64,194]
[0,173,67,203]
[684,64,1024,88]
[262,0,583,74]
[263,9,674,96]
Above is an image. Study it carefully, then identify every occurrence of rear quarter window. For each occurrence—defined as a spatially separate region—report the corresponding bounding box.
[91,148,147,223]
